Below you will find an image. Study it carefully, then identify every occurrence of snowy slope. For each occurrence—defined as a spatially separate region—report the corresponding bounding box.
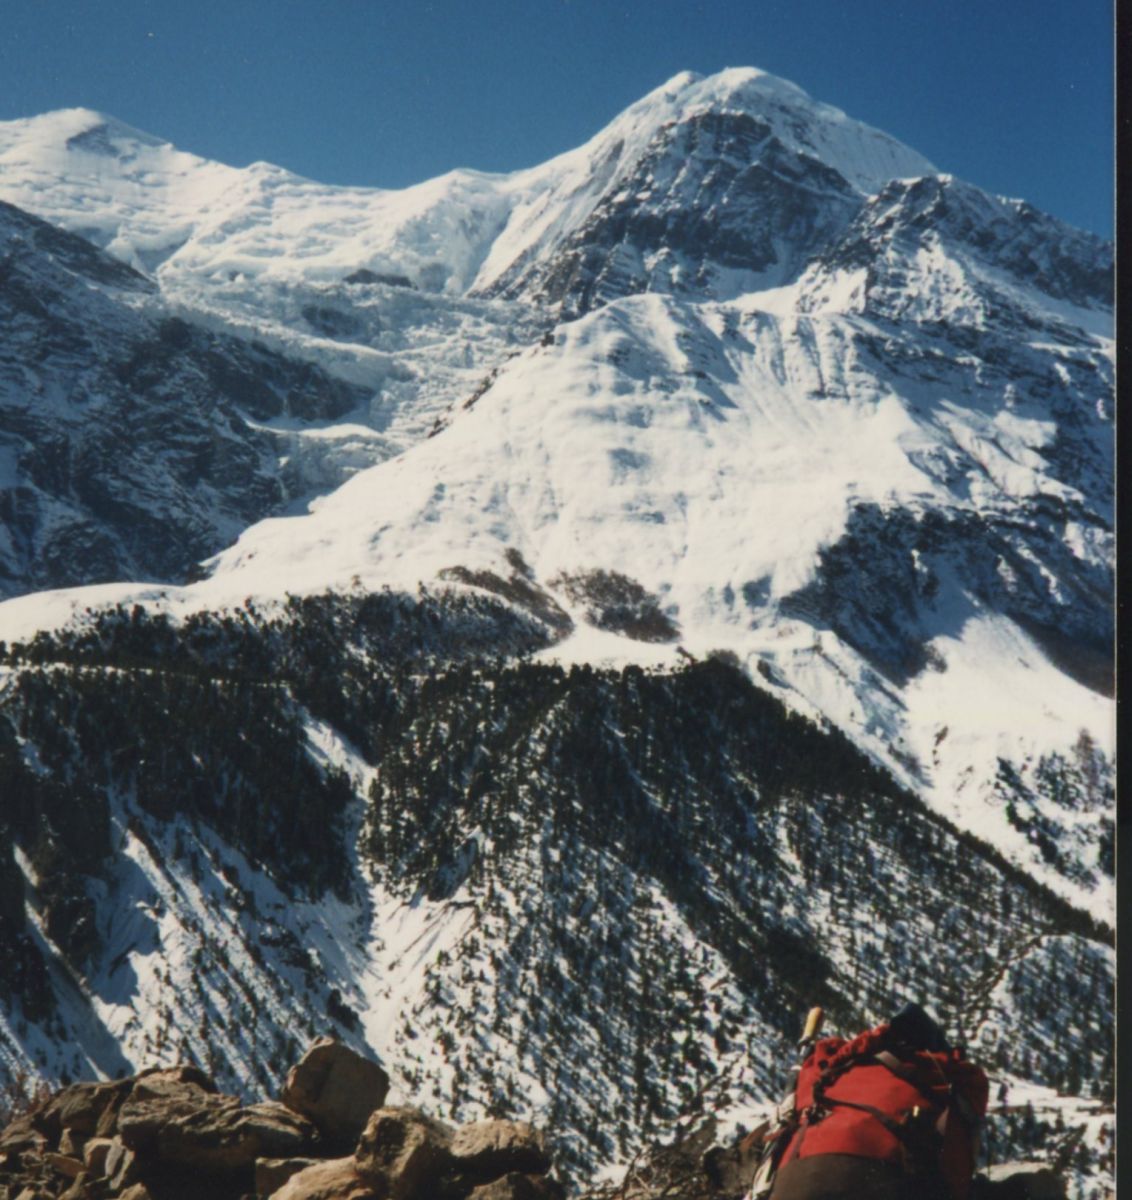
[0,70,935,467]
[0,617,1113,1185]
[0,199,375,595]
[7,277,1105,907]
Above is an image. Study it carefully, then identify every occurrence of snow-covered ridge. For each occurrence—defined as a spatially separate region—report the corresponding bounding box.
[0,67,935,299]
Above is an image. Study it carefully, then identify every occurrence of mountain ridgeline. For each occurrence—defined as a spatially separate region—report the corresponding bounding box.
[0,65,1115,1191]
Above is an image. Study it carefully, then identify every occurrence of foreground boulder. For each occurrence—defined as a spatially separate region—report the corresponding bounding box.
[0,1046,564,1200]
[129,1066,216,1102]
[451,1120,550,1181]
[272,1155,381,1199]
[354,1107,455,1198]
[31,1078,133,1141]
[467,1173,565,1200]
[282,1038,390,1148]
[118,1092,318,1172]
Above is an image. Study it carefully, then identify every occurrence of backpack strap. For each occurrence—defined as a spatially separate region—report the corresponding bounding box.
[870,1050,953,1110]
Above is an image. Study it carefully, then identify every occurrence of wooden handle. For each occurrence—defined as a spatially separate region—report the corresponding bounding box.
[802,1006,824,1041]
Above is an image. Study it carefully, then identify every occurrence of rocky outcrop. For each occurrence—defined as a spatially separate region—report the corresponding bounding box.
[281,1039,390,1149]
[117,1094,318,1171]
[353,1107,454,1194]
[0,1042,565,1200]
[485,110,862,316]
[270,1156,378,1200]
[0,1054,1086,1200]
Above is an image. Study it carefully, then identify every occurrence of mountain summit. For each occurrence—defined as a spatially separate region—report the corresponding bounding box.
[0,68,1114,1194]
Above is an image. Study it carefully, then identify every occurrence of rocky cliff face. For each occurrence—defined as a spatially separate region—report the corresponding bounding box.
[483,110,862,316]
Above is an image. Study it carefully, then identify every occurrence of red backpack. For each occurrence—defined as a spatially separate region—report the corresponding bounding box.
[773,1022,989,1200]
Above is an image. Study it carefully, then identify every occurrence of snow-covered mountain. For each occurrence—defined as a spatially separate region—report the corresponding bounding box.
[0,200,377,595]
[0,66,1114,1190]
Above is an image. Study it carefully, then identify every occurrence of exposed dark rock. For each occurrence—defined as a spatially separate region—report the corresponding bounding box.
[779,503,1112,693]
[344,269,415,288]
[302,304,365,340]
[0,200,369,599]
[486,112,859,316]
[812,176,1112,318]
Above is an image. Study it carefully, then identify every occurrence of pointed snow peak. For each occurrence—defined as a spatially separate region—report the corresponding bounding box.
[688,65,813,105]
[473,66,939,298]
[639,66,808,111]
[62,112,169,155]
[0,106,168,157]
[569,66,937,199]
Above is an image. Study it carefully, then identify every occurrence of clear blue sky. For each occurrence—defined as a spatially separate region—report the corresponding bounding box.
[0,0,1114,237]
